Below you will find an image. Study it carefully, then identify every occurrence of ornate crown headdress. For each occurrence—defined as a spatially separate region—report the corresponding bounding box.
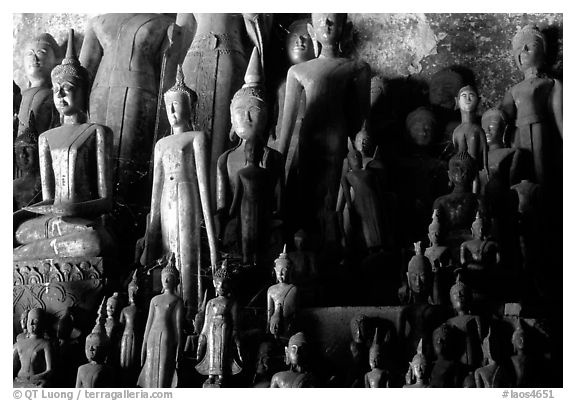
[214,259,232,281]
[164,64,197,104]
[449,268,469,298]
[232,47,266,104]
[50,29,89,89]
[86,297,110,346]
[274,244,291,271]
[161,253,180,280]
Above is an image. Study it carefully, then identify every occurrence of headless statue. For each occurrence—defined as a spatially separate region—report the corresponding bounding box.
[13,30,115,262]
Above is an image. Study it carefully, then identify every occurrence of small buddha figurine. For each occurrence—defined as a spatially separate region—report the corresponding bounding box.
[340,149,389,252]
[217,47,284,245]
[54,307,83,388]
[75,298,116,388]
[445,271,483,371]
[266,245,299,340]
[105,292,123,366]
[270,332,315,387]
[404,339,429,388]
[138,256,184,388]
[13,29,115,262]
[288,229,318,286]
[196,260,243,388]
[474,327,514,388]
[15,309,30,343]
[364,328,391,388]
[252,340,282,388]
[425,209,453,306]
[433,151,484,246]
[229,137,275,265]
[429,323,467,388]
[140,64,218,322]
[452,85,488,182]
[402,242,433,305]
[460,212,501,271]
[13,308,53,387]
[277,13,370,248]
[13,113,42,210]
[502,25,562,188]
[119,271,142,381]
[510,320,540,387]
[17,33,59,140]
[347,314,370,387]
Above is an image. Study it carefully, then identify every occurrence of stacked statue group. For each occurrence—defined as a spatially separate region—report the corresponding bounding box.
[13,13,562,388]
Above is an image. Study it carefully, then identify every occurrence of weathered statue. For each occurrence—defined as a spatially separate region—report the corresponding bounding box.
[347,314,370,387]
[433,151,484,246]
[15,309,30,343]
[502,25,562,189]
[75,299,115,388]
[17,33,59,140]
[277,13,370,247]
[140,65,218,321]
[138,258,184,388]
[176,13,273,203]
[460,212,500,271]
[270,332,315,387]
[445,271,483,371]
[13,116,41,210]
[13,308,53,387]
[13,29,115,262]
[105,293,123,357]
[452,85,488,191]
[229,138,275,265]
[474,327,514,388]
[510,320,540,387]
[79,14,181,206]
[339,149,390,252]
[217,47,284,245]
[119,271,142,381]
[429,323,467,388]
[364,329,391,388]
[425,210,453,306]
[404,339,429,388]
[196,261,242,388]
[266,246,298,340]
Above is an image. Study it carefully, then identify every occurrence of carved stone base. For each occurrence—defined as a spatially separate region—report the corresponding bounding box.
[13,257,105,337]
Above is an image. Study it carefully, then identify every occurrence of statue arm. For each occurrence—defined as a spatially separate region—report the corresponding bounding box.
[336,160,349,213]
[231,300,242,358]
[79,19,103,85]
[142,145,164,265]
[31,342,52,381]
[216,152,229,215]
[474,369,483,388]
[196,301,211,360]
[193,132,218,270]
[460,243,467,266]
[550,79,563,138]
[229,172,243,217]
[141,301,155,366]
[341,174,353,210]
[266,289,273,333]
[278,67,304,158]
[501,90,516,147]
[175,13,197,65]
[479,128,489,175]
[174,299,184,365]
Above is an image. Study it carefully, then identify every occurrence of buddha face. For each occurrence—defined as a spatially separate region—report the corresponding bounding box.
[515,38,545,71]
[350,316,367,343]
[287,21,315,65]
[161,271,179,292]
[407,264,430,295]
[85,336,106,363]
[214,277,230,297]
[53,80,84,116]
[410,357,425,380]
[231,97,267,141]
[428,230,440,246]
[165,93,192,130]
[24,40,58,82]
[286,340,305,366]
[347,150,363,170]
[27,308,43,336]
[354,130,372,155]
[407,113,436,147]
[274,263,288,283]
[310,13,343,47]
[429,71,464,110]
[450,287,469,313]
[482,116,504,144]
[369,346,382,369]
[106,298,118,318]
[15,143,39,172]
[457,87,479,113]
[256,342,273,375]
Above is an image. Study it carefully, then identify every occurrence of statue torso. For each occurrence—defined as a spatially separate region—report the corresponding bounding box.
[510,77,555,126]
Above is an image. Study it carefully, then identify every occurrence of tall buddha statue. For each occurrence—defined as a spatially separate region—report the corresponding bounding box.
[13,113,42,210]
[13,29,116,262]
[277,13,371,248]
[79,14,181,207]
[176,13,273,206]
[217,47,284,245]
[502,25,562,190]
[17,33,59,141]
[140,65,218,323]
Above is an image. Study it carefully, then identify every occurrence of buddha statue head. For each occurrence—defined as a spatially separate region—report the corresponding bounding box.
[449,269,471,314]
[231,47,268,142]
[428,209,442,247]
[347,148,363,170]
[409,338,428,382]
[14,112,39,174]
[429,68,465,110]
[286,19,315,65]
[354,122,374,156]
[448,151,477,190]
[512,25,546,73]
[161,254,180,293]
[106,292,120,319]
[406,107,437,147]
[51,29,90,117]
[368,328,385,370]
[26,308,46,338]
[24,33,59,86]
[511,320,529,354]
[213,259,233,297]
[455,85,480,113]
[350,313,368,344]
[481,108,506,146]
[85,297,110,364]
[273,244,291,284]
[164,65,197,133]
[471,211,487,240]
[308,13,347,54]
[407,241,432,299]
[255,340,279,377]
[285,331,308,368]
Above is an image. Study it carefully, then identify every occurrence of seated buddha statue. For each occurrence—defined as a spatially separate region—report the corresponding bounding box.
[13,30,115,262]
[460,212,500,272]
